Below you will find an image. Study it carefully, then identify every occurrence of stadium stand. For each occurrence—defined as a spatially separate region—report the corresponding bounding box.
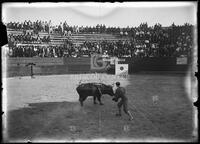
[5,21,193,59]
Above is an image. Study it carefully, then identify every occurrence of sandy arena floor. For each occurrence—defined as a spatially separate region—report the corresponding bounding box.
[2,73,197,142]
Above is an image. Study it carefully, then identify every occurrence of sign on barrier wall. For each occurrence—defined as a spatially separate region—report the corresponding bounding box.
[90,54,109,70]
[176,57,187,65]
[115,64,129,76]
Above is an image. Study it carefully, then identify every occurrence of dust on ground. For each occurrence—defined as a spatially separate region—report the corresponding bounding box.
[3,74,196,142]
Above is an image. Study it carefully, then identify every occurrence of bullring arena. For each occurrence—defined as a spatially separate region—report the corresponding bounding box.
[2,2,198,142]
[2,72,197,142]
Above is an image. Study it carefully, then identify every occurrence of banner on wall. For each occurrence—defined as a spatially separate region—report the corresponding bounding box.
[176,57,187,65]
[115,64,128,76]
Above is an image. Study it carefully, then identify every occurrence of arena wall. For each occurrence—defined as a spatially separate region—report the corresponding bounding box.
[120,57,191,73]
[4,57,191,77]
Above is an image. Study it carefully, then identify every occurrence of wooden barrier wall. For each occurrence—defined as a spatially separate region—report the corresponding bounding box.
[4,57,191,77]
[120,57,191,73]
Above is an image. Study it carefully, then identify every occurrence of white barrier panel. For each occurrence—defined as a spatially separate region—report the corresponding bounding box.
[176,57,187,65]
[115,64,128,76]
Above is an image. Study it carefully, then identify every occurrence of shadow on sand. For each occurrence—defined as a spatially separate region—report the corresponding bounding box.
[5,98,117,142]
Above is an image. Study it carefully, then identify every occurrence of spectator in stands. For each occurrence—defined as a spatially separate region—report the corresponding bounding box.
[6,20,193,58]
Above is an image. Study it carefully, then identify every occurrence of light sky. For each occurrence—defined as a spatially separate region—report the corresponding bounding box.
[2,2,197,27]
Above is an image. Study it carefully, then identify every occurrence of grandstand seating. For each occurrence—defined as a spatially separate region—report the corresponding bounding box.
[6,22,193,59]
[7,29,24,35]
[50,33,130,45]
[38,32,49,38]
[7,29,130,46]
[70,33,130,45]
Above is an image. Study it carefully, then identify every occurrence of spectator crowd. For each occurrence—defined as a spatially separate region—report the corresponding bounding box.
[6,20,194,58]
[8,32,50,44]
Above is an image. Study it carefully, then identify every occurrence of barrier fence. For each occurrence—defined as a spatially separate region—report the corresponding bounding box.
[4,57,191,77]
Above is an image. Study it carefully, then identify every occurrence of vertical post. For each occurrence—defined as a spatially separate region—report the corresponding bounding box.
[17,63,21,79]
[31,65,33,78]
[26,63,35,78]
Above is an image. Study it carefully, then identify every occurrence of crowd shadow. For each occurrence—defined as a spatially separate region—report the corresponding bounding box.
[5,101,82,142]
[5,97,114,142]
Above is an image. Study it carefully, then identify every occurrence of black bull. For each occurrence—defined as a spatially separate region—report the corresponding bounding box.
[76,83,114,106]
